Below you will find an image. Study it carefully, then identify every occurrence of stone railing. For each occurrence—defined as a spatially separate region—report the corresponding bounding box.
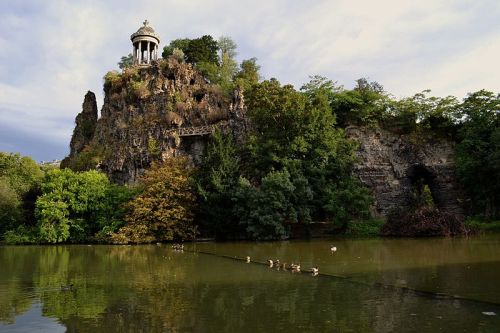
[176,121,229,137]
[178,125,215,137]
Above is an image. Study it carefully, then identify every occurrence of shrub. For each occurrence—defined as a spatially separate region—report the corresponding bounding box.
[465,219,500,233]
[130,80,149,99]
[4,225,38,244]
[345,219,385,237]
[103,71,122,91]
[234,170,296,240]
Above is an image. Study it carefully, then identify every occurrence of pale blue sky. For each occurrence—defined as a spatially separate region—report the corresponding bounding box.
[1,0,499,161]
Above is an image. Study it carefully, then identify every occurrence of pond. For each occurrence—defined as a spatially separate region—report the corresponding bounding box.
[1,235,500,332]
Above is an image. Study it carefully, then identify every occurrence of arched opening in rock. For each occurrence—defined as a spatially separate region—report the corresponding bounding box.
[407,164,439,209]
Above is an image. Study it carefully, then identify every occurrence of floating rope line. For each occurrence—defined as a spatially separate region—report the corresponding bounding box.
[183,248,500,309]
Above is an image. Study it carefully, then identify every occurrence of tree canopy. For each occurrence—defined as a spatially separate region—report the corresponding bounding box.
[112,157,197,243]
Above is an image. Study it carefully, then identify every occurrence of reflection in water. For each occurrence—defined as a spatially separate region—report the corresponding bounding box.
[0,236,499,332]
[0,303,64,333]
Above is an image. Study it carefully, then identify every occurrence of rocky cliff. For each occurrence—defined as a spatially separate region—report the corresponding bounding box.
[63,57,247,184]
[346,126,463,217]
[65,91,98,159]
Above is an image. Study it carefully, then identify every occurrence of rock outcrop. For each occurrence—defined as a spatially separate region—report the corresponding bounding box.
[64,58,247,184]
[65,91,98,159]
[347,126,463,217]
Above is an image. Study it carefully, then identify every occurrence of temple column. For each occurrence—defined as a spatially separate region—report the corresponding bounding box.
[138,42,142,64]
[147,42,150,63]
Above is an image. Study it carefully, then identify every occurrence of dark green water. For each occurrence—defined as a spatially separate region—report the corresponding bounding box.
[1,236,500,332]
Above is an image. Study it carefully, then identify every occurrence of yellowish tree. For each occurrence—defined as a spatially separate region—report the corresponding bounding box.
[112,157,197,243]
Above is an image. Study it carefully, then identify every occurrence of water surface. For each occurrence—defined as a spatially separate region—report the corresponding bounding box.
[1,235,500,332]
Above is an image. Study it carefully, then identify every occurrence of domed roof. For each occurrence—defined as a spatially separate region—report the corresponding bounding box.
[130,20,160,43]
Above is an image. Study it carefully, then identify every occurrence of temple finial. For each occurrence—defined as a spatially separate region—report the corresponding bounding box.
[143,19,149,26]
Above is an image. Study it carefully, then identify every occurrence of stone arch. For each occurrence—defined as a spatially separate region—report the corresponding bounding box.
[406,164,440,208]
[345,126,464,218]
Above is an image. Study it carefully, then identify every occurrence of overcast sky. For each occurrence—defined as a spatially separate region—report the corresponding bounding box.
[1,0,499,161]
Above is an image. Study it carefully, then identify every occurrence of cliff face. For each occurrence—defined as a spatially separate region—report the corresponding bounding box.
[65,91,98,159]
[64,58,247,184]
[346,126,463,217]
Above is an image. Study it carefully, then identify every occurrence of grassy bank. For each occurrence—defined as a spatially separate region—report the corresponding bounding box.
[465,219,500,233]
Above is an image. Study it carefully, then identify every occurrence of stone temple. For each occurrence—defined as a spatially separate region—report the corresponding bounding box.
[131,20,160,65]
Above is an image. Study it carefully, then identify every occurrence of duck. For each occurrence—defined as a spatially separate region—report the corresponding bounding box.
[275,259,280,268]
[311,267,319,276]
[60,283,74,291]
[267,259,274,267]
[330,246,337,252]
[246,256,251,263]
[281,262,288,271]
[172,243,184,251]
[291,263,301,272]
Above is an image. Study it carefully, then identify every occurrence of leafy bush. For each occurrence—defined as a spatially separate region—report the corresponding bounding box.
[103,70,122,91]
[0,178,22,236]
[0,152,43,237]
[465,219,500,233]
[130,80,149,99]
[64,145,109,171]
[345,219,384,237]
[34,169,131,243]
[234,170,297,240]
[3,225,38,244]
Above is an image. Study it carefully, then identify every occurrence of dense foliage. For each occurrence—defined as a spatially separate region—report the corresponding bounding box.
[195,78,372,240]
[162,35,260,95]
[118,53,133,69]
[162,35,219,65]
[111,157,197,243]
[2,167,134,244]
[454,91,500,219]
[0,153,43,236]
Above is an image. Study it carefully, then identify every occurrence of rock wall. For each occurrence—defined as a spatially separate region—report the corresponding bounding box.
[64,58,247,184]
[66,91,98,159]
[346,126,463,217]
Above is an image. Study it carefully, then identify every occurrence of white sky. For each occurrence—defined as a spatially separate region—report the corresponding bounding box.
[1,0,499,161]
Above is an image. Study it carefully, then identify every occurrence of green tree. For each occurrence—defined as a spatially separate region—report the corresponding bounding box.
[328,78,388,127]
[0,152,43,194]
[118,53,133,69]
[0,179,21,236]
[234,170,296,240]
[322,177,373,231]
[243,78,371,228]
[162,38,191,59]
[217,36,238,92]
[235,57,261,93]
[0,152,43,237]
[186,35,219,65]
[194,130,241,239]
[386,90,458,135]
[455,90,500,218]
[35,169,111,243]
[94,184,137,241]
[112,157,197,243]
[162,36,219,65]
